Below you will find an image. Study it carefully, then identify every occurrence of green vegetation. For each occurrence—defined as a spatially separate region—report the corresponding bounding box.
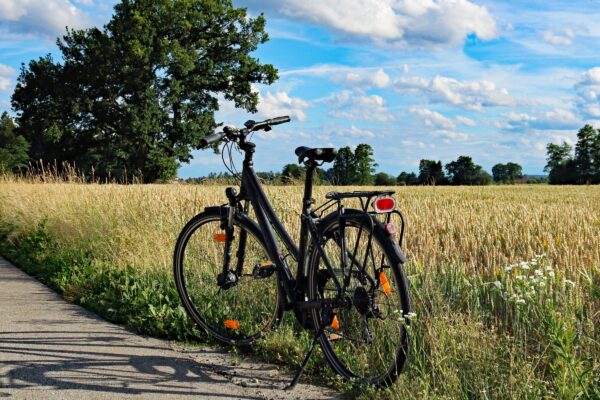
[492,162,524,184]
[545,124,600,184]
[10,0,276,182]
[0,112,29,173]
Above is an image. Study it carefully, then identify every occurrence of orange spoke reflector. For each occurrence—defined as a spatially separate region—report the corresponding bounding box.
[259,261,273,266]
[379,271,392,297]
[213,233,227,242]
[224,319,240,330]
[329,333,342,341]
[331,315,340,330]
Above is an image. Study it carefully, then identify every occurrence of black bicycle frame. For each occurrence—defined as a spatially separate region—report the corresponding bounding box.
[233,143,342,307]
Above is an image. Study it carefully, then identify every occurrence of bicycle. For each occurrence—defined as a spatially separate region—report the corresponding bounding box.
[173,116,412,389]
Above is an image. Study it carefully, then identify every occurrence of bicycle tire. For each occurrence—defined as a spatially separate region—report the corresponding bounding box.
[307,210,411,387]
[174,207,283,345]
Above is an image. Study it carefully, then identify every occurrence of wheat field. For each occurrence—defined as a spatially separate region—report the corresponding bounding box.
[0,178,598,398]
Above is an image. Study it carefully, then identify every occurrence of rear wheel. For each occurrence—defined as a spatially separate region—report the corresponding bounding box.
[174,208,283,345]
[307,211,411,387]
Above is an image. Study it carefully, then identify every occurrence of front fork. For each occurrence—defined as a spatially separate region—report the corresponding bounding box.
[217,187,248,289]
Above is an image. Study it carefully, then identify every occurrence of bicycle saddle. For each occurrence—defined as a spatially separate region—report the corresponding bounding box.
[295,146,338,164]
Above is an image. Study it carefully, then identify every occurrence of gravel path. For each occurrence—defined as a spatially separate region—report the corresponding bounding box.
[0,257,341,400]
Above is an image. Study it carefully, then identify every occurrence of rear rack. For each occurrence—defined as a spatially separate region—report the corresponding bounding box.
[314,189,406,249]
[325,190,395,200]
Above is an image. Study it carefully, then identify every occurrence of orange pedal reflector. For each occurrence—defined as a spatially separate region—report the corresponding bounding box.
[259,261,274,266]
[224,320,240,330]
[213,233,227,242]
[379,271,392,297]
[329,333,342,341]
[331,315,340,330]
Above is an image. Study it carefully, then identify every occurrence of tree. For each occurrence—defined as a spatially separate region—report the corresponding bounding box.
[12,0,277,182]
[574,125,600,184]
[0,112,30,173]
[545,142,577,184]
[492,162,523,183]
[374,172,396,186]
[418,159,445,185]
[281,163,303,180]
[332,146,356,185]
[445,156,491,185]
[354,144,377,185]
[397,171,418,185]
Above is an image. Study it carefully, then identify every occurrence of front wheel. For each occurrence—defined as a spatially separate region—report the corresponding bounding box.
[174,208,283,345]
[307,211,411,387]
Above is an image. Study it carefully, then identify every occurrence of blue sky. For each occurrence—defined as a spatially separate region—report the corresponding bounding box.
[2,1,600,178]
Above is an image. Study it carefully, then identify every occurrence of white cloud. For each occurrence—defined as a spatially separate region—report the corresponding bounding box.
[401,140,426,149]
[244,0,497,48]
[325,90,392,121]
[501,108,580,131]
[542,29,574,46]
[333,68,390,90]
[432,129,469,142]
[257,91,310,121]
[340,125,376,139]
[574,67,600,118]
[396,75,516,111]
[0,64,15,92]
[456,115,476,127]
[409,107,456,129]
[0,0,90,38]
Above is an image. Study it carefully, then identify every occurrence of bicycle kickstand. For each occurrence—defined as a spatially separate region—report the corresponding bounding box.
[284,309,333,390]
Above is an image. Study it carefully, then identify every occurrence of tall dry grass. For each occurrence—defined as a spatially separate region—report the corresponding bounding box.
[1,177,598,278]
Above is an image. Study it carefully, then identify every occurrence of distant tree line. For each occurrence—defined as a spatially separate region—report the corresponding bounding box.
[544,125,600,184]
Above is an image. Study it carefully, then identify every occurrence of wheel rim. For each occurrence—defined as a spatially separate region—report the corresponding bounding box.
[178,215,280,343]
[310,220,410,384]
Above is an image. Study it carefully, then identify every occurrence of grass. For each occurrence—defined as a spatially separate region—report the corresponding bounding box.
[0,175,599,398]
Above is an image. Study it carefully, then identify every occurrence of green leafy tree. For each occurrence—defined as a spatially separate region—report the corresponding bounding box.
[545,142,577,184]
[418,159,446,185]
[354,144,377,185]
[445,156,490,185]
[492,162,523,183]
[12,0,277,182]
[332,146,356,185]
[374,172,396,186]
[397,171,418,185]
[574,125,600,183]
[0,112,30,173]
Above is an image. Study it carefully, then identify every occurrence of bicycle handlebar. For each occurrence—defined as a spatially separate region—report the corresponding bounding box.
[199,131,227,148]
[199,116,291,149]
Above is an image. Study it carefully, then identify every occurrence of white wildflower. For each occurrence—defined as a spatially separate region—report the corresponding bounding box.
[516,298,526,304]
[564,279,576,288]
[549,271,555,278]
[516,275,525,280]
[534,269,543,276]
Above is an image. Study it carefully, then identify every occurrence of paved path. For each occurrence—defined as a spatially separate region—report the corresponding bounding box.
[0,257,340,400]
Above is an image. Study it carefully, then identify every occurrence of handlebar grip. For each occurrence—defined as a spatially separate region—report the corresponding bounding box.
[199,131,226,148]
[267,116,291,126]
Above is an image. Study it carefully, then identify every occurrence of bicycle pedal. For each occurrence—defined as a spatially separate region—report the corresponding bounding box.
[252,261,276,279]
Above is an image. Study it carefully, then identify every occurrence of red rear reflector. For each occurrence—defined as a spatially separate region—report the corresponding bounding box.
[373,196,396,213]
[213,233,227,242]
[224,320,240,330]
